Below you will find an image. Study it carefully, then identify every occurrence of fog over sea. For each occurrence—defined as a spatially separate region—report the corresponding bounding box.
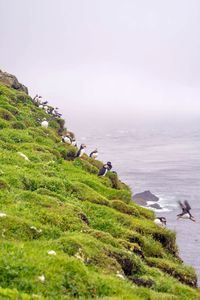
[71,117,200,284]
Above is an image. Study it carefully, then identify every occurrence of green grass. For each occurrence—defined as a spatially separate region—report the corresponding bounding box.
[0,83,200,299]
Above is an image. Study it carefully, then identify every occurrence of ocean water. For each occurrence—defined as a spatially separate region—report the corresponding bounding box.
[74,120,200,283]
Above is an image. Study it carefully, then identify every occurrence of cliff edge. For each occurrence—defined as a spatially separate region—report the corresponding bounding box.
[0,69,28,94]
[0,71,199,300]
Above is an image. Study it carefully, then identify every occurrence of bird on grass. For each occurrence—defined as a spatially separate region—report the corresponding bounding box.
[98,162,112,176]
[177,200,195,222]
[90,149,98,159]
[62,134,72,144]
[41,118,49,128]
[154,217,167,227]
[106,161,112,170]
[71,137,77,147]
[76,144,86,158]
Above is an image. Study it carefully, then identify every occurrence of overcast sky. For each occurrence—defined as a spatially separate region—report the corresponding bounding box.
[1,0,200,129]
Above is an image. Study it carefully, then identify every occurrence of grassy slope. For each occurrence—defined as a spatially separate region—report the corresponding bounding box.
[0,83,199,300]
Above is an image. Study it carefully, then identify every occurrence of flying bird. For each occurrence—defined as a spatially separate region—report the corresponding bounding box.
[177,200,195,222]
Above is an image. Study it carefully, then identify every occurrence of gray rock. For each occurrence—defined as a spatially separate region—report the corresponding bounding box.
[132,190,159,206]
[148,203,162,210]
[0,69,28,94]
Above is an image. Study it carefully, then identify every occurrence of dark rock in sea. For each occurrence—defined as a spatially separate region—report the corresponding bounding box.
[132,190,159,206]
[148,203,162,210]
[0,69,28,94]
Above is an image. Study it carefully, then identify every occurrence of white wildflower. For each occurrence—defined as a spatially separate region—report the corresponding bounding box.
[0,213,7,218]
[47,250,56,256]
[38,274,45,283]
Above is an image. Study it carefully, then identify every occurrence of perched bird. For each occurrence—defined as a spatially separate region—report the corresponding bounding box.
[43,105,49,113]
[47,107,54,115]
[154,217,167,227]
[71,137,77,147]
[33,94,41,105]
[62,135,72,144]
[90,149,98,159]
[41,118,49,128]
[35,95,43,105]
[76,144,86,158]
[52,107,62,118]
[177,200,195,222]
[107,161,112,170]
[42,101,48,105]
[98,164,110,176]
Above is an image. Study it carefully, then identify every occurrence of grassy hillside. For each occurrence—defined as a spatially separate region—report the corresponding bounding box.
[0,83,199,300]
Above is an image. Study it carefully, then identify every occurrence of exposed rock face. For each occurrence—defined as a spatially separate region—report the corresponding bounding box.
[132,190,159,206]
[0,69,28,94]
[148,203,162,210]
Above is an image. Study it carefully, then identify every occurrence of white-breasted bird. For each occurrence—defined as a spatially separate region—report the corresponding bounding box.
[98,163,110,176]
[76,144,86,158]
[41,118,49,128]
[71,137,77,147]
[177,200,195,222]
[90,149,98,159]
[62,135,72,144]
[154,217,167,227]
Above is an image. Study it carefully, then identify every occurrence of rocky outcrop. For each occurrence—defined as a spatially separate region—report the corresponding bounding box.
[148,203,162,210]
[0,69,28,94]
[132,190,159,206]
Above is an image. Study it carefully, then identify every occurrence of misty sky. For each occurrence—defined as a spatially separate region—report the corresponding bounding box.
[1,0,200,129]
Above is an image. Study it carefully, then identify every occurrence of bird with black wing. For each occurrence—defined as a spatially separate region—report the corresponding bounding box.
[177,200,195,222]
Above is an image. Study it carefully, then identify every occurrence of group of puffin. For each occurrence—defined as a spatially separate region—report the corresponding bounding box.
[62,138,113,177]
[33,95,196,226]
[33,94,62,128]
[33,95,113,177]
[154,200,195,227]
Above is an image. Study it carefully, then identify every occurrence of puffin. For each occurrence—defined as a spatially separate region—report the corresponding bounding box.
[41,118,49,128]
[62,135,72,144]
[90,149,98,159]
[154,217,167,227]
[43,105,49,113]
[107,161,112,170]
[71,138,77,147]
[76,144,86,158]
[33,94,42,105]
[98,162,112,176]
[177,200,195,222]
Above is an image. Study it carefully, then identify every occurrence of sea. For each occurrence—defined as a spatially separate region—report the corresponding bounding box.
[72,118,200,284]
